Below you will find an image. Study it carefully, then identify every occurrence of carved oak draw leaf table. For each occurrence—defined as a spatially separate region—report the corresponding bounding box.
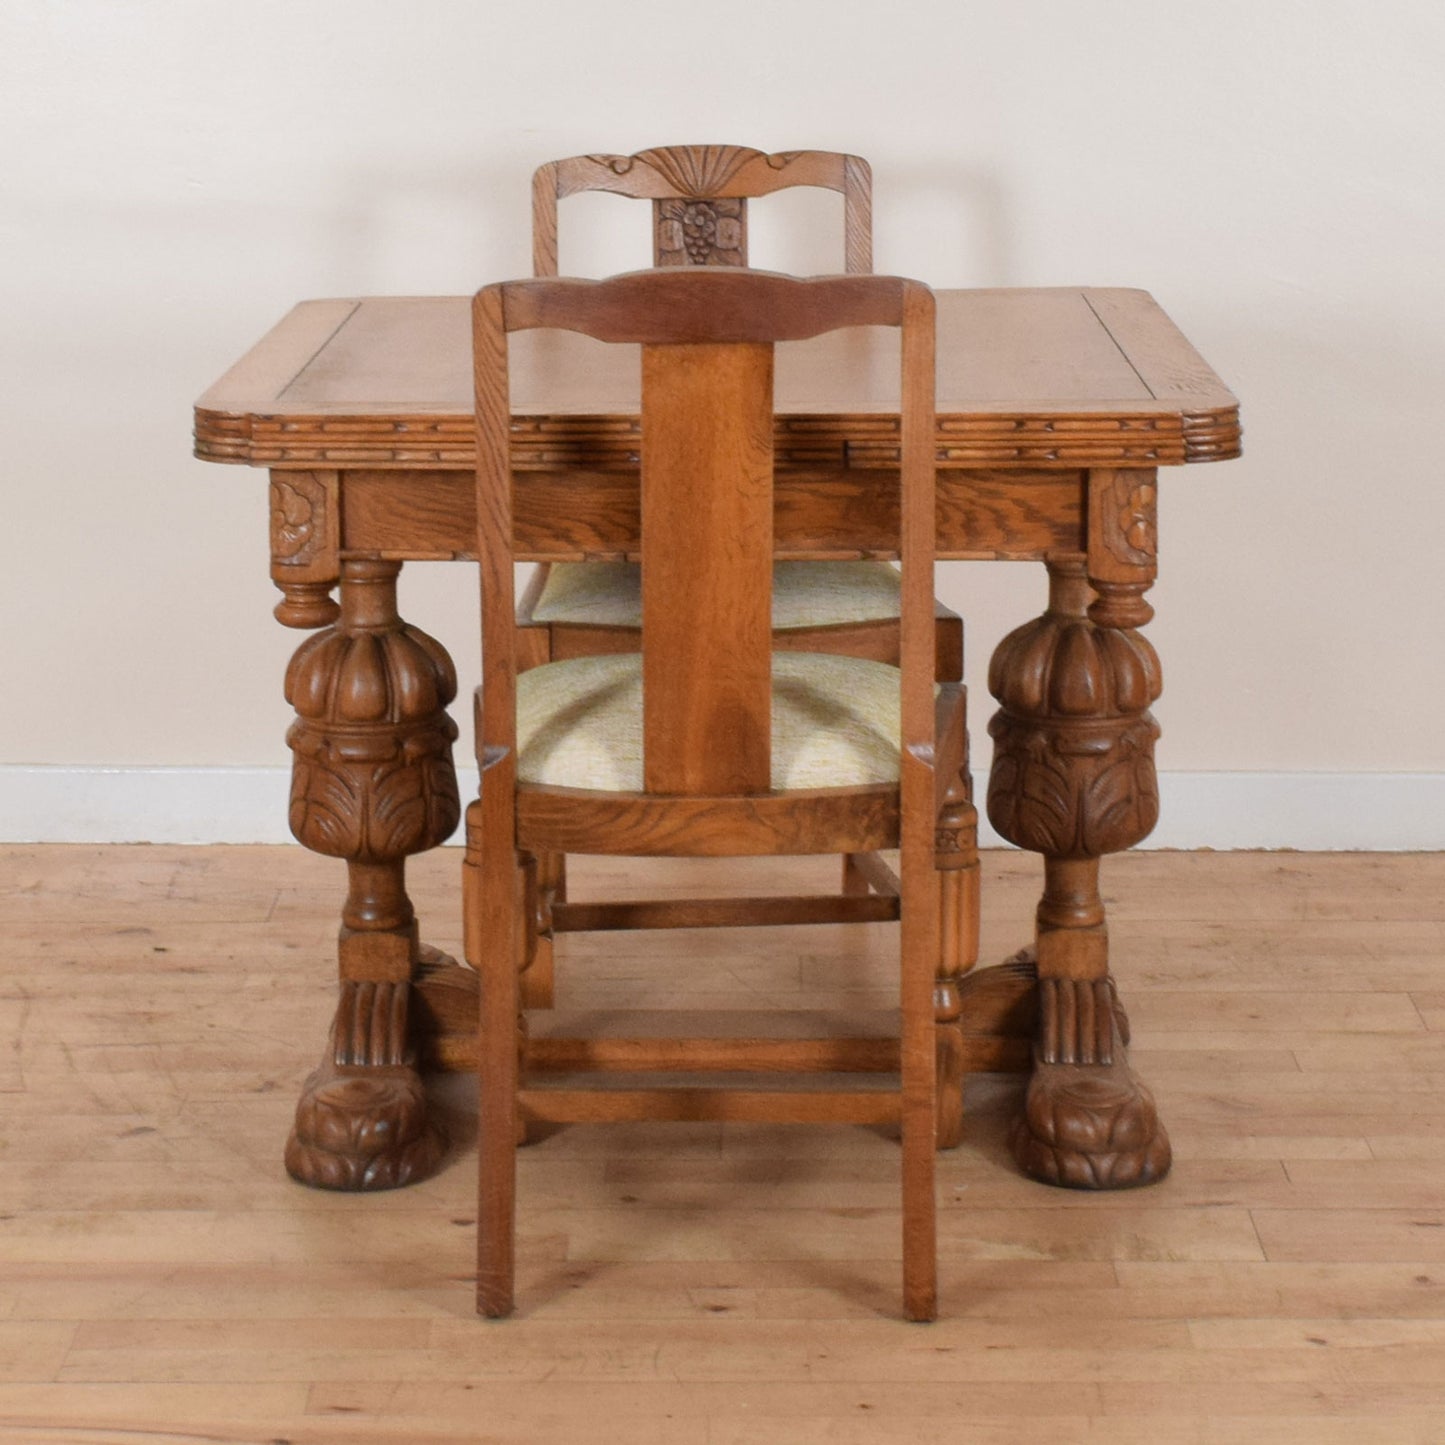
[194,287,1239,1193]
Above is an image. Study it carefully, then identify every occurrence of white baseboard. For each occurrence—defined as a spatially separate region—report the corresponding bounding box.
[1,765,1441,850]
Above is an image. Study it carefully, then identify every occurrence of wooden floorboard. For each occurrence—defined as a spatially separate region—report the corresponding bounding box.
[2,846,1445,1441]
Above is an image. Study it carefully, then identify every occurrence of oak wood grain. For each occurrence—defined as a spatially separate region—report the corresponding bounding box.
[338,466,1083,562]
[194,290,1240,469]
[4,845,1441,1443]
[640,340,774,795]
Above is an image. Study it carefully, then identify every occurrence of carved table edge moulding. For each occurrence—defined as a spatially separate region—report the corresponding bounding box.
[194,289,1241,471]
[201,405,1240,471]
[194,285,1239,1195]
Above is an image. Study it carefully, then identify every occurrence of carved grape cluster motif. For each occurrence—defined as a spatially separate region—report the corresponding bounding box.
[681,203,719,262]
[658,197,745,266]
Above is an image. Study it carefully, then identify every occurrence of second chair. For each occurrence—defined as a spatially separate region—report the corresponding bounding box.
[518,145,963,683]
[514,147,968,1041]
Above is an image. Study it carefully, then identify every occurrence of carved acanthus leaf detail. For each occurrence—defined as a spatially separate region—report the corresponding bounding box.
[284,562,460,863]
[987,558,1161,858]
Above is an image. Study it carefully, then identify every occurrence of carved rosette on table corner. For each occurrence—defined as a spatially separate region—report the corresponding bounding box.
[986,555,1171,1188]
[269,471,341,628]
[282,558,460,1189]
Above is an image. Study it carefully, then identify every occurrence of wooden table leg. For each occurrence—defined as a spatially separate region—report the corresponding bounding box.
[280,557,463,1190]
[986,527,1171,1188]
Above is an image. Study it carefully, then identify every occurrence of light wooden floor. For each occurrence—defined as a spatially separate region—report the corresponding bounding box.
[3,846,1445,1443]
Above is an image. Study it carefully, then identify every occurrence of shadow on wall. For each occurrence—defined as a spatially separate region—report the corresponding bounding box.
[874,162,1016,287]
[330,157,526,291]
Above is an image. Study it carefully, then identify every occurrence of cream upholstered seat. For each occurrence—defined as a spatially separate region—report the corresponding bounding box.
[530,560,905,631]
[517,651,903,792]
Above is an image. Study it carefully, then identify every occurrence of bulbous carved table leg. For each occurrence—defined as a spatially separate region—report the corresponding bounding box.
[987,546,1171,1189]
[281,557,463,1190]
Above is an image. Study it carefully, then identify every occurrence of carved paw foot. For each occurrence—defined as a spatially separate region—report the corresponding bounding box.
[284,974,447,1189]
[285,1062,445,1190]
[1009,969,1168,1188]
[1011,1059,1171,1189]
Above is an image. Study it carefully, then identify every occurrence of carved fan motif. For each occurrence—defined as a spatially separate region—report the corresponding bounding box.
[627,145,763,196]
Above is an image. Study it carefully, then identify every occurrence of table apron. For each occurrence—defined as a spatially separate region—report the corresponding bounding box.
[333,466,1088,563]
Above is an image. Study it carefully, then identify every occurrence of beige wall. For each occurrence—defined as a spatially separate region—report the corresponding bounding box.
[2,1,1442,839]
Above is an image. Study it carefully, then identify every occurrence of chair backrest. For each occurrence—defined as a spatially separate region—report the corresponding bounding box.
[474,268,935,801]
[532,146,872,277]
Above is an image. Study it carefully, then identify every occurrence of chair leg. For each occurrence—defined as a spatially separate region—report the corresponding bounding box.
[522,851,563,1009]
[934,791,980,1150]
[934,866,967,1151]
[900,842,940,1322]
[934,602,964,684]
[841,852,870,895]
[516,599,559,1013]
[900,1077,936,1320]
[467,807,521,1319]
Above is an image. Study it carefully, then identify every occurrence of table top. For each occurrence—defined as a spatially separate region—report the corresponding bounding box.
[195,288,1239,471]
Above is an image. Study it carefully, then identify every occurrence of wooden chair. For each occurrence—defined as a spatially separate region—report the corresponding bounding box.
[517,147,967,1023]
[467,267,970,1321]
[518,144,963,685]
